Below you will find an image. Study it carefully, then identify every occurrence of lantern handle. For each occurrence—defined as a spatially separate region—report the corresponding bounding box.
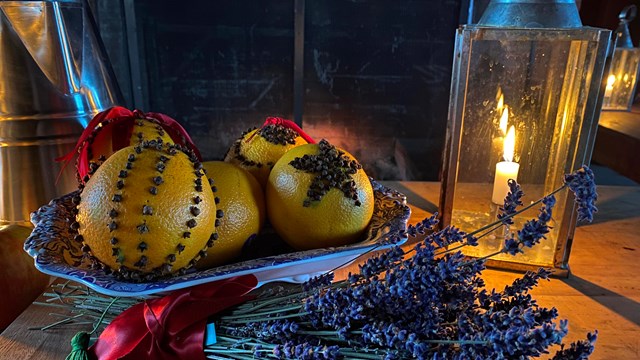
[615,5,636,48]
[619,5,637,24]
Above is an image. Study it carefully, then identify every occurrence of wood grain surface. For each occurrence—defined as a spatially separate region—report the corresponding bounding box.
[1,182,638,359]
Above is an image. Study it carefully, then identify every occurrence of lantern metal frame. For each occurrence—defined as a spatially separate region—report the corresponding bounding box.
[439,1,611,276]
[602,5,640,112]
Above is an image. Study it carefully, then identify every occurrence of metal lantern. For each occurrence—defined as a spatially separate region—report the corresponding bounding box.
[440,0,611,275]
[602,5,640,111]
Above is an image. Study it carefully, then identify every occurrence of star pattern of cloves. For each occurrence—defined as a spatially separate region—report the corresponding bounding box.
[289,139,363,207]
[258,124,299,145]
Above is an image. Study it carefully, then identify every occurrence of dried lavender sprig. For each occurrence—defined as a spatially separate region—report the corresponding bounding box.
[498,179,525,225]
[564,165,598,222]
[219,305,303,321]
[468,195,556,262]
[223,311,309,324]
[457,312,569,358]
[406,213,439,237]
[461,185,564,244]
[229,284,315,316]
[303,273,335,292]
[504,195,555,255]
[435,221,503,256]
[348,246,405,284]
[427,225,476,248]
[551,331,598,360]
[503,268,552,296]
[295,231,411,294]
[404,180,552,260]
[405,224,479,260]
[445,163,596,253]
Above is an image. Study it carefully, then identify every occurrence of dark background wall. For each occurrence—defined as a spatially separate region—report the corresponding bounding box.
[301,1,461,180]
[88,0,636,181]
[90,0,464,181]
[580,0,640,42]
[93,0,296,167]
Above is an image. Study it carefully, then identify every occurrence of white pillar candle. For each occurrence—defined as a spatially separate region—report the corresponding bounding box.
[604,74,615,99]
[492,125,519,204]
[492,161,520,204]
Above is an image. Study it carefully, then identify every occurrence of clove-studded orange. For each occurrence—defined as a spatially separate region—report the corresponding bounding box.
[58,106,200,184]
[266,140,374,250]
[75,141,218,281]
[196,161,266,269]
[224,117,314,188]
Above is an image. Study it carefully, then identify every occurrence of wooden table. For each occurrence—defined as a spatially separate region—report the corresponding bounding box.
[1,182,639,359]
[593,105,640,183]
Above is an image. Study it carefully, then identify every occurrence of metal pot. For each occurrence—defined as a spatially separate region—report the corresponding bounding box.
[0,0,121,224]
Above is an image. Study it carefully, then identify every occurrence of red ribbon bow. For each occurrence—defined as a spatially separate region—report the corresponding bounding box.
[56,106,201,183]
[89,275,257,360]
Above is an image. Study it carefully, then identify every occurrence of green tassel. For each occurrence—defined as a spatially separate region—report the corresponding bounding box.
[63,297,118,360]
[65,331,90,360]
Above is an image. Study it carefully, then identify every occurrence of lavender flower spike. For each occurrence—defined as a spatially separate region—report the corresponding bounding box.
[407,212,439,237]
[564,166,598,222]
[503,194,556,255]
[498,179,524,225]
[273,341,340,360]
[303,272,334,292]
[551,330,598,360]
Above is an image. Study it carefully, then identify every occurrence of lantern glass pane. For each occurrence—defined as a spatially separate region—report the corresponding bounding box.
[602,47,640,111]
[445,26,608,268]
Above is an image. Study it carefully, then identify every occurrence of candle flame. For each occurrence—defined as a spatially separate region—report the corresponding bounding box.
[504,125,516,162]
[499,106,509,135]
[607,74,616,88]
[623,73,629,83]
[497,93,504,111]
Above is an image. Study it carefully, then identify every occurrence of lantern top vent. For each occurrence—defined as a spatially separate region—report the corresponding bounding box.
[478,0,582,29]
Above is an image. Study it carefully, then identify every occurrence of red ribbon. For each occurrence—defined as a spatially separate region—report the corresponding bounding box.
[263,117,316,144]
[89,274,257,360]
[56,106,203,183]
[56,107,134,183]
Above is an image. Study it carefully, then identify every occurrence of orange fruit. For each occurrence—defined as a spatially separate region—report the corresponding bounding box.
[224,124,308,187]
[76,141,218,281]
[266,140,374,250]
[196,161,266,269]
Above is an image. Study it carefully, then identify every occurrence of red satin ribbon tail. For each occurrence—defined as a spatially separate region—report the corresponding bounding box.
[90,301,149,360]
[263,117,316,144]
[54,151,77,186]
[55,106,134,184]
[89,275,258,360]
[56,106,133,164]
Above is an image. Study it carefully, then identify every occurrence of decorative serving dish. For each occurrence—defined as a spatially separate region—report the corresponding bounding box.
[24,180,410,297]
